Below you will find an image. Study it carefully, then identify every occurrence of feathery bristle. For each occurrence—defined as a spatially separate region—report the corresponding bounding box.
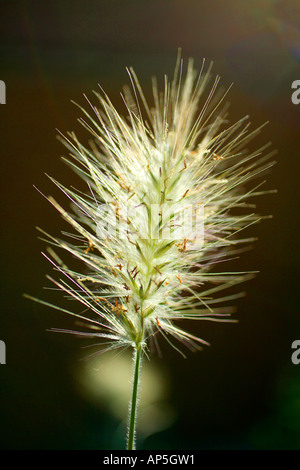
[27,53,275,358]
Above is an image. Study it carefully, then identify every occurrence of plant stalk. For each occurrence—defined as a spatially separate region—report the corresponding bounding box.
[127,344,143,450]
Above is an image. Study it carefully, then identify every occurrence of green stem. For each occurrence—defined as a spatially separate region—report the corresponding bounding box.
[127,344,143,450]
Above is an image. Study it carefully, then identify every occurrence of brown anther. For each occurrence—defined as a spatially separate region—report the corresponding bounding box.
[133,270,139,280]
[176,238,188,252]
[84,240,95,254]
[156,317,161,327]
[176,274,182,284]
[112,299,127,315]
[179,158,187,173]
[116,173,131,192]
[127,192,135,201]
[94,296,110,306]
[213,153,224,161]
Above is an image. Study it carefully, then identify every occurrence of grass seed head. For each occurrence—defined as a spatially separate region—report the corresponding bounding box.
[28,53,275,359]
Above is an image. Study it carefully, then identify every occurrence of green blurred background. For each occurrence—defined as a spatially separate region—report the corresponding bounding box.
[0,0,300,450]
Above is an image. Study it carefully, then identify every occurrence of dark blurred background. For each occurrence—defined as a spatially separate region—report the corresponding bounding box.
[0,0,300,450]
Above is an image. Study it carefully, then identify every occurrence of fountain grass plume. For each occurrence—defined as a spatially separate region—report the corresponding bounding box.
[25,52,275,450]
